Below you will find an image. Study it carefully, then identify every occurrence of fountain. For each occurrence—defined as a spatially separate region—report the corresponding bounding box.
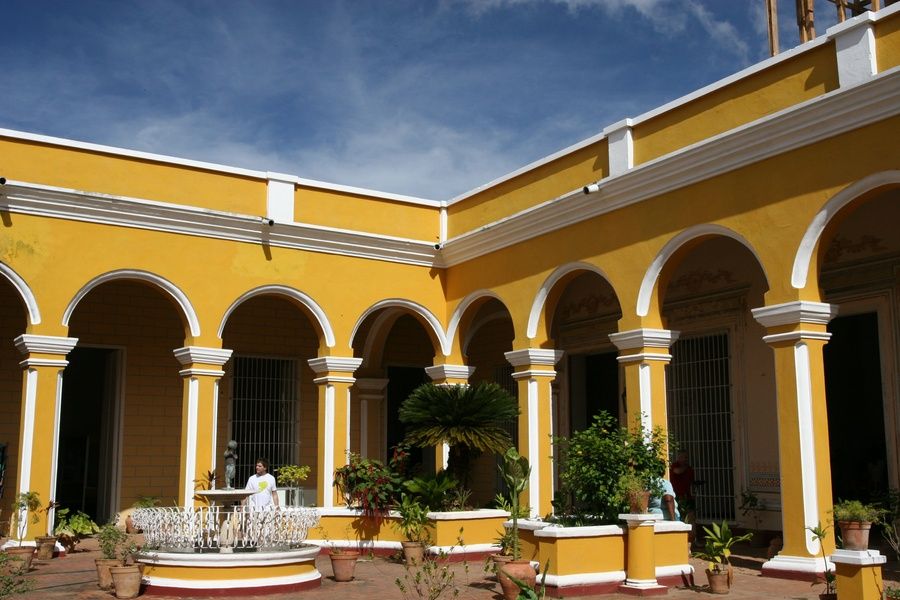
[131,495,321,594]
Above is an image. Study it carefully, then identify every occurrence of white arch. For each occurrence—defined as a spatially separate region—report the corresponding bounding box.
[527,262,612,339]
[0,262,41,326]
[63,269,200,337]
[637,224,768,317]
[446,289,505,353]
[350,299,449,356]
[793,170,900,289]
[217,284,335,347]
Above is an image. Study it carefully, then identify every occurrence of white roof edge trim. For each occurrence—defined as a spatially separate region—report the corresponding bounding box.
[448,132,607,204]
[0,127,441,206]
[0,127,265,179]
[448,30,837,207]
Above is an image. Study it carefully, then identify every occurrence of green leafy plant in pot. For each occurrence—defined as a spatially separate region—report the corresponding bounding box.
[832,499,884,551]
[692,521,752,594]
[497,447,536,600]
[96,521,128,590]
[34,501,60,560]
[54,508,99,554]
[394,493,431,566]
[5,491,41,572]
[109,539,142,599]
[275,464,310,506]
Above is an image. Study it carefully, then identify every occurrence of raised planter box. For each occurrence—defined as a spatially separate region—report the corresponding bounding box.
[514,519,693,597]
[310,508,507,558]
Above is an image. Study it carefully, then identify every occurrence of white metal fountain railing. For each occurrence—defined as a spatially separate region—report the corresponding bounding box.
[132,506,320,552]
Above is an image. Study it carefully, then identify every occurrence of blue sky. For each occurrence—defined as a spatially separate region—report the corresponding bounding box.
[4,1,840,200]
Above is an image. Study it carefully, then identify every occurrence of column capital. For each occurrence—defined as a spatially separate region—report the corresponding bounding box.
[14,334,78,368]
[173,346,233,377]
[752,301,838,328]
[425,364,475,382]
[505,348,564,367]
[609,328,679,351]
[308,356,363,384]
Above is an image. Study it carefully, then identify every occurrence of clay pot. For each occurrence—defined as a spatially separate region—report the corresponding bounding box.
[498,559,535,600]
[627,490,651,513]
[401,541,426,566]
[706,568,730,594]
[329,551,360,582]
[837,520,871,551]
[96,558,121,590]
[3,546,35,573]
[110,564,142,599]
[489,553,512,580]
[35,536,57,560]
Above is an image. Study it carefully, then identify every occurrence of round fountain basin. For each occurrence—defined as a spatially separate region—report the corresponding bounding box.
[137,544,321,596]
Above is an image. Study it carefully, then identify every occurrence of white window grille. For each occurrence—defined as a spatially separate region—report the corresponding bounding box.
[666,333,735,522]
[230,356,298,485]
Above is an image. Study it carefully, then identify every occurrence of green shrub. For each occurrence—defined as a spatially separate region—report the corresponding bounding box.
[833,499,884,523]
[553,411,666,524]
[334,453,402,516]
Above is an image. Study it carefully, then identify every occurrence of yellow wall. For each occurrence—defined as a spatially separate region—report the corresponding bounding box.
[296,186,439,241]
[633,43,839,165]
[0,137,264,215]
[876,11,900,73]
[447,140,608,238]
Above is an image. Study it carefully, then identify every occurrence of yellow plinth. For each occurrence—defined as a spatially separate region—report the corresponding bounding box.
[831,549,886,600]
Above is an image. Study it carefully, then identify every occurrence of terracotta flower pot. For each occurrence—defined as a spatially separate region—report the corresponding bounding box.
[330,551,360,582]
[3,546,35,573]
[110,564,142,599]
[401,540,426,566]
[96,558,121,590]
[627,490,651,513]
[35,536,57,560]
[706,568,730,594]
[837,520,871,551]
[498,559,535,600]
[489,553,512,581]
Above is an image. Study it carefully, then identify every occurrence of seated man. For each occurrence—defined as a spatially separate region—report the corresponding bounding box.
[648,478,680,521]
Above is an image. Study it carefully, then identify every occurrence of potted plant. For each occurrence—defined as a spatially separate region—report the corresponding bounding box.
[807,522,836,600]
[318,526,359,582]
[333,453,401,519]
[34,501,60,560]
[739,490,767,547]
[497,447,536,600]
[620,471,651,513]
[275,464,311,507]
[394,493,431,566]
[96,521,128,590]
[832,499,884,551]
[692,520,752,594]
[53,507,99,553]
[5,491,41,572]
[109,539,142,599]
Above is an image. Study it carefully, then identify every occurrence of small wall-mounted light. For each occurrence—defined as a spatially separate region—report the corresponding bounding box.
[583,183,601,194]
[0,177,6,185]
[259,216,274,226]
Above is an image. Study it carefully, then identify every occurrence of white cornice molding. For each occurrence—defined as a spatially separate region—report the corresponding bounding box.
[609,328,679,351]
[173,346,233,366]
[307,356,363,375]
[504,348,564,367]
[353,378,389,393]
[441,67,900,266]
[751,301,839,328]
[0,181,440,267]
[14,334,78,356]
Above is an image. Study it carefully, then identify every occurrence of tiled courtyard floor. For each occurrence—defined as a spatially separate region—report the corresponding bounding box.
[9,536,900,599]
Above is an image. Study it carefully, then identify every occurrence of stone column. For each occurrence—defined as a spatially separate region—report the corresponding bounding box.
[13,334,78,540]
[504,349,563,518]
[173,346,233,507]
[609,329,679,435]
[308,357,363,508]
[752,301,837,577]
[619,513,666,595]
[424,363,476,473]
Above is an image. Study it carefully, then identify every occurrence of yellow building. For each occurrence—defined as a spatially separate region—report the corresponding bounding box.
[1,5,899,580]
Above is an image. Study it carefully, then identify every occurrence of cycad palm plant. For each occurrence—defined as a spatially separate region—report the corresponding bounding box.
[399,382,519,487]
